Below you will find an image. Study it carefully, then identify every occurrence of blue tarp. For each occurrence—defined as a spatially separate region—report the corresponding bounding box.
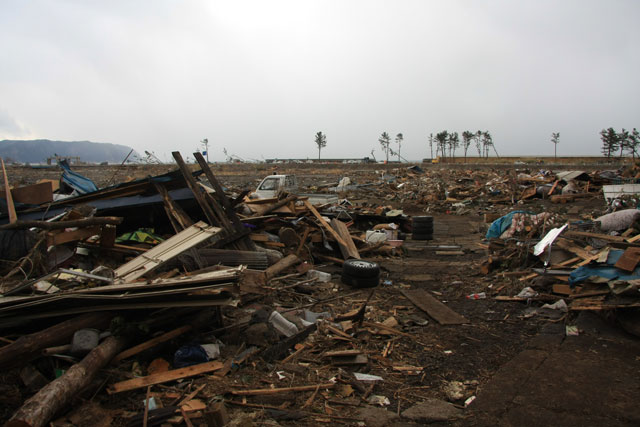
[59,159,98,194]
[485,210,533,239]
[569,249,640,285]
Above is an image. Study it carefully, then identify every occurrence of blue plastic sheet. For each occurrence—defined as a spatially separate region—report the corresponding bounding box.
[59,159,98,194]
[569,249,640,285]
[485,210,532,239]
[174,344,209,368]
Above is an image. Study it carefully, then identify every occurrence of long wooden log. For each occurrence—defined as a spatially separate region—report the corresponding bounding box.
[262,195,298,215]
[0,217,123,231]
[264,254,301,281]
[0,311,113,369]
[1,217,123,231]
[230,383,335,396]
[6,335,127,427]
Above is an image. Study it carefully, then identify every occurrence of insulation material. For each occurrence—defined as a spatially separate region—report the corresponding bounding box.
[499,212,562,239]
[596,209,640,232]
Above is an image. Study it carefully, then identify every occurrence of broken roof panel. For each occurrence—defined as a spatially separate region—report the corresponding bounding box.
[555,170,590,182]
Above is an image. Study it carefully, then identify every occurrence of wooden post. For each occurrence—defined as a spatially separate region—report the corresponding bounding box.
[1,158,17,224]
[264,254,301,281]
[171,152,221,228]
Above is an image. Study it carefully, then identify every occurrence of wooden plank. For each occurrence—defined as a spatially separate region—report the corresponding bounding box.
[570,300,640,310]
[626,233,640,243]
[323,349,362,357]
[614,247,640,272]
[37,178,59,192]
[113,222,222,283]
[552,284,572,295]
[230,383,335,396]
[330,218,360,259]
[362,321,412,337]
[565,230,626,243]
[3,181,53,205]
[113,325,193,363]
[1,158,17,223]
[547,180,559,196]
[400,289,468,325]
[555,239,593,260]
[107,361,224,394]
[435,251,465,256]
[519,186,537,200]
[303,200,348,254]
[46,226,101,246]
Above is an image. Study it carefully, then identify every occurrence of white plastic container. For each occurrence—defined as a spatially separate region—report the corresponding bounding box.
[268,311,299,337]
[366,230,388,243]
[307,270,331,282]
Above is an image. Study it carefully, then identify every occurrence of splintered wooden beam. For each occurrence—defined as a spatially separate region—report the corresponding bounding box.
[108,361,224,394]
[172,151,222,227]
[264,254,301,281]
[303,200,349,254]
[193,152,255,251]
[330,218,360,259]
[152,181,194,231]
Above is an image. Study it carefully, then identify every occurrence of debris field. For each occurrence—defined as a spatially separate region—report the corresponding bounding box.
[0,156,639,426]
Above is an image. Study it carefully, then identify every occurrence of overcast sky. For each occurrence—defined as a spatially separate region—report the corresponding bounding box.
[1,0,639,162]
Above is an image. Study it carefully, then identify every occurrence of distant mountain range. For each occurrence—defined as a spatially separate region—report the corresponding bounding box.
[0,139,139,164]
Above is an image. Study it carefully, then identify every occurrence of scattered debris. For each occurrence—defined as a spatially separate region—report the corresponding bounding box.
[0,159,638,425]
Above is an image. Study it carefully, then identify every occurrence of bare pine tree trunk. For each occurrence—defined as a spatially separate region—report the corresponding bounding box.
[7,336,127,427]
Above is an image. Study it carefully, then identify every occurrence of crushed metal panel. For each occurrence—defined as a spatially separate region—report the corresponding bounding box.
[113,221,223,283]
[602,184,640,202]
[555,171,589,182]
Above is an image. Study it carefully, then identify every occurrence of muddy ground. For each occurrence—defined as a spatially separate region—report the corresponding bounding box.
[1,162,638,426]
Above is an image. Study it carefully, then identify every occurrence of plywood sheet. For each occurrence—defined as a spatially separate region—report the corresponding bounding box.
[401,289,468,325]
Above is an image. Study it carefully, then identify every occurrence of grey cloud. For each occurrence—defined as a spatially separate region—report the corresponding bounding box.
[0,0,638,161]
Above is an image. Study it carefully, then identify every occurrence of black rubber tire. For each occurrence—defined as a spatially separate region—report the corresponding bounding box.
[341,272,380,288]
[412,224,433,233]
[412,216,433,225]
[0,230,38,261]
[342,259,380,278]
[412,232,433,240]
